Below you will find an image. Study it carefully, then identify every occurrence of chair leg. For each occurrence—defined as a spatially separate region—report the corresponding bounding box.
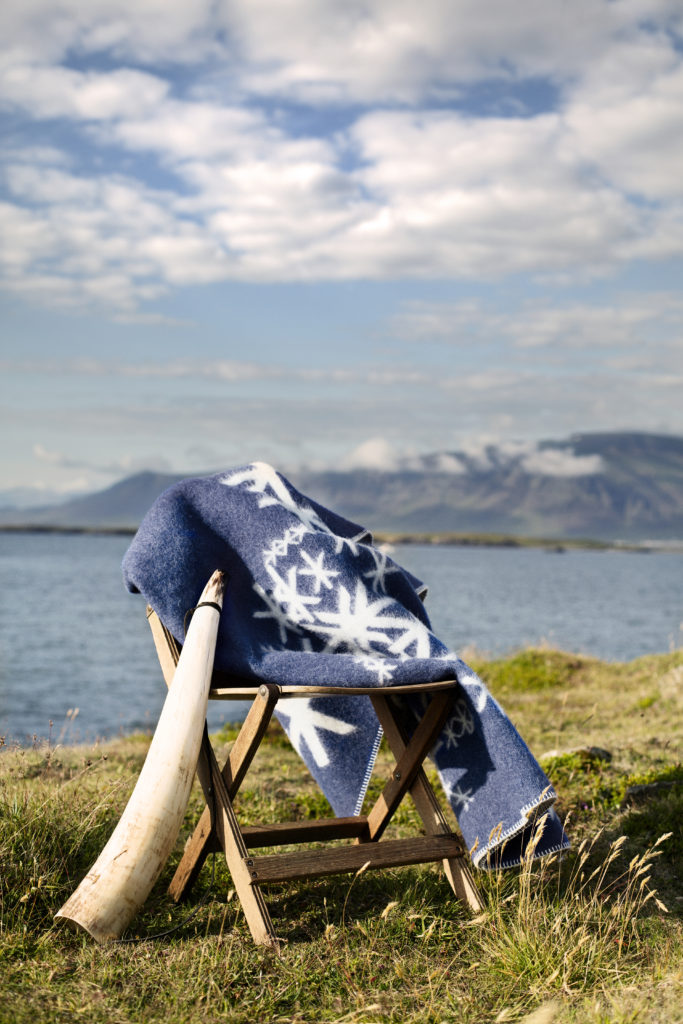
[168,684,279,902]
[365,689,456,841]
[371,693,484,913]
[203,736,279,950]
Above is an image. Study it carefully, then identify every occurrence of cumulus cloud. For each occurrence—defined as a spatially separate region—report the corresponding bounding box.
[0,165,231,310]
[431,438,605,476]
[0,64,169,121]
[26,431,604,488]
[432,453,467,474]
[306,435,605,477]
[450,437,532,471]
[223,0,683,105]
[339,437,403,471]
[519,448,604,477]
[0,0,682,496]
[338,439,469,474]
[4,340,677,494]
[566,43,683,200]
[2,1,681,104]
[0,0,681,313]
[0,0,217,65]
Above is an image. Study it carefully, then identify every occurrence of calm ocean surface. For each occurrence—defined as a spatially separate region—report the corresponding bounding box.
[1,532,681,745]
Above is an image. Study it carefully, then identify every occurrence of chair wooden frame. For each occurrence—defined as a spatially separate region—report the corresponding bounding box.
[147,606,483,950]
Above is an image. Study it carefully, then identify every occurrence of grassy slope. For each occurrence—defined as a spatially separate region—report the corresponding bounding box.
[1,649,681,1024]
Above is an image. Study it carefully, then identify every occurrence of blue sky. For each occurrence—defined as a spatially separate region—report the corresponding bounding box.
[1,0,682,499]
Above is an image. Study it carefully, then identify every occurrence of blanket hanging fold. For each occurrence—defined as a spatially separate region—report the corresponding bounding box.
[122,462,569,868]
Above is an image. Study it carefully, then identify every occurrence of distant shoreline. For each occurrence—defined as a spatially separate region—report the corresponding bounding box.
[0,524,137,536]
[1,522,681,552]
[375,531,683,553]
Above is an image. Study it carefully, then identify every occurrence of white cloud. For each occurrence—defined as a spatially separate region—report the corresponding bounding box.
[0,0,218,65]
[2,0,681,104]
[342,108,678,279]
[0,63,169,120]
[302,434,605,476]
[567,60,683,200]
[338,439,468,474]
[33,443,63,465]
[0,164,231,309]
[451,437,532,471]
[391,299,494,344]
[0,0,681,320]
[417,436,605,476]
[339,437,402,471]
[223,0,683,105]
[519,448,604,477]
[106,100,266,161]
[23,431,606,491]
[3,341,679,493]
[0,356,435,394]
[432,453,467,474]
[391,294,683,359]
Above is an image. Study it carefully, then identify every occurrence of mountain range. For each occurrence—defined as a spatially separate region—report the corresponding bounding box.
[2,432,682,541]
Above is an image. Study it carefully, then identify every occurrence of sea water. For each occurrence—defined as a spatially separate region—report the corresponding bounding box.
[0,532,680,744]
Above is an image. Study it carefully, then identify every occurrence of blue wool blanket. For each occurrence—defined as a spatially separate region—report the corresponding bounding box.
[122,463,568,868]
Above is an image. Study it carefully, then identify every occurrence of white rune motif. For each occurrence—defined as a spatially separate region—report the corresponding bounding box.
[299,550,339,594]
[451,699,475,736]
[333,533,368,556]
[263,524,308,568]
[315,581,415,655]
[445,782,475,812]
[363,548,400,594]
[253,583,302,643]
[441,721,461,751]
[458,669,491,713]
[433,700,475,755]
[276,699,357,767]
[267,564,320,623]
[263,537,290,566]
[354,655,396,684]
[222,462,328,533]
[387,615,435,659]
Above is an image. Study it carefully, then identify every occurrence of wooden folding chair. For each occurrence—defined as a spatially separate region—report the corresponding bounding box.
[147,606,483,950]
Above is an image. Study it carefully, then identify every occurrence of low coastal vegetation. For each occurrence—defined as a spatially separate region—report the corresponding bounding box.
[1,649,681,1023]
[3,523,682,553]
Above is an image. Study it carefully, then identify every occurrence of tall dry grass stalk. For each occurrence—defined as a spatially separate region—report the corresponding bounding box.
[477,815,671,1002]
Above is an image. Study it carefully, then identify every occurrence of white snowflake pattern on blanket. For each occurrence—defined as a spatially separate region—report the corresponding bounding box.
[222,462,443,666]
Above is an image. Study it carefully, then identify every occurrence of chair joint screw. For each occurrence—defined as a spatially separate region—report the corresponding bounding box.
[394,770,401,781]
[246,858,254,866]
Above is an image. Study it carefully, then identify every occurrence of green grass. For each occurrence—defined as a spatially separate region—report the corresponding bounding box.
[1,649,681,1023]
[469,649,585,692]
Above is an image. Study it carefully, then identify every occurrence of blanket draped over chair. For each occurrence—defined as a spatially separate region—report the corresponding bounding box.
[122,462,569,868]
